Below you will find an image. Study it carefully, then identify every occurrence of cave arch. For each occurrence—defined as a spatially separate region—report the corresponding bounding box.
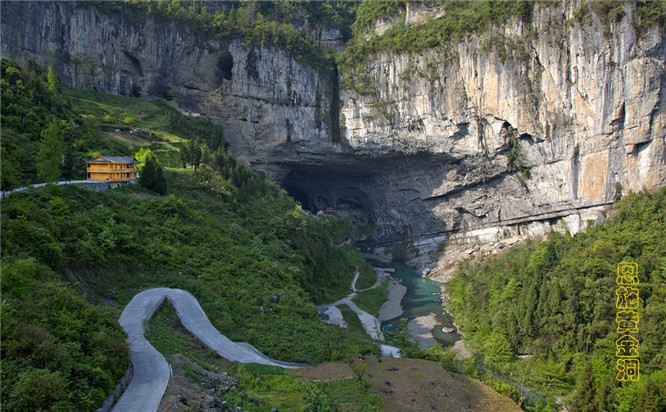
[217,52,233,81]
[281,165,374,226]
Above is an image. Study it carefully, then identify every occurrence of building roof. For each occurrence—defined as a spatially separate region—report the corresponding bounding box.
[86,156,141,164]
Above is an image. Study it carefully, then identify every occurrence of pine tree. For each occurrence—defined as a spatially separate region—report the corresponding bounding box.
[46,66,60,92]
[1,148,20,190]
[62,150,74,180]
[153,164,167,194]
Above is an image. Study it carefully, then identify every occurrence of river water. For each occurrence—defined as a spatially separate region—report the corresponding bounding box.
[373,260,461,348]
[375,260,546,404]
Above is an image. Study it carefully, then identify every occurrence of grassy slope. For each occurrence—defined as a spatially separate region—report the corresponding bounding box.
[353,280,389,317]
[65,86,185,143]
[1,171,377,365]
[147,301,379,411]
[295,357,521,412]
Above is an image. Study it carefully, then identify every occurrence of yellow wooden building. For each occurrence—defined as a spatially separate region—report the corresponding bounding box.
[86,156,141,182]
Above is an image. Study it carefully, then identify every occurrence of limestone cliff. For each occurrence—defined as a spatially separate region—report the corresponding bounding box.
[339,1,664,248]
[1,1,340,179]
[2,1,664,249]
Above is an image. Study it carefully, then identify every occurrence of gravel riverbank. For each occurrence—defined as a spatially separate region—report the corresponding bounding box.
[407,313,440,350]
[378,278,407,322]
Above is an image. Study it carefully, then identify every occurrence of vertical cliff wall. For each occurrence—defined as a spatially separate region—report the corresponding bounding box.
[339,0,665,246]
[2,1,664,248]
[1,1,340,178]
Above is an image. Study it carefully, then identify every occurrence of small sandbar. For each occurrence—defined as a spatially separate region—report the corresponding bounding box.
[378,278,407,322]
[408,313,440,350]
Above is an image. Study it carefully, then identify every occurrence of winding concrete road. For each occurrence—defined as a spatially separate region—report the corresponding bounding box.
[317,269,391,342]
[113,288,304,412]
[340,295,385,341]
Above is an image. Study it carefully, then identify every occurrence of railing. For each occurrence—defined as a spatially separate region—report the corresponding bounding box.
[87,169,137,173]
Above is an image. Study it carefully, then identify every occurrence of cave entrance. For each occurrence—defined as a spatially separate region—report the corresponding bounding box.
[217,52,233,81]
[282,166,374,226]
[284,181,310,210]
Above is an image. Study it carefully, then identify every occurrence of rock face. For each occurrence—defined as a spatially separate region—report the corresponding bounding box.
[339,1,665,247]
[1,1,340,178]
[2,1,665,248]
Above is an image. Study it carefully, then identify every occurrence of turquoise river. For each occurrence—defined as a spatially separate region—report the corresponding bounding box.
[374,260,461,348]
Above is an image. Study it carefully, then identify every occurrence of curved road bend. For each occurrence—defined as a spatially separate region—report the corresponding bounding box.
[317,269,391,343]
[113,288,304,412]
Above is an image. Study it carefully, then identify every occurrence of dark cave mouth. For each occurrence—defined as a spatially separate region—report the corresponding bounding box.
[282,166,375,225]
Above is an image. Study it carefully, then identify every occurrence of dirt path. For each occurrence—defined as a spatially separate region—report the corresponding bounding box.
[350,267,360,291]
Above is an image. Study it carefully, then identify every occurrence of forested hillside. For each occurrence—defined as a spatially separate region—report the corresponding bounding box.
[1,60,379,410]
[0,58,226,190]
[0,59,125,188]
[447,188,666,411]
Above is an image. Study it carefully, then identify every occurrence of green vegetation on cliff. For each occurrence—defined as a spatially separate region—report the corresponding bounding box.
[338,1,533,74]
[351,0,404,37]
[94,0,354,77]
[447,188,666,410]
[636,0,666,30]
[337,0,666,95]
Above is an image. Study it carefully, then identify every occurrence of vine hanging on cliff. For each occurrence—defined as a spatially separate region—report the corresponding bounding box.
[504,127,531,179]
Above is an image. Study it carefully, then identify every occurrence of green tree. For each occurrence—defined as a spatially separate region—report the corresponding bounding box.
[62,150,75,180]
[139,156,167,194]
[134,147,154,171]
[46,66,60,92]
[572,363,597,412]
[179,139,205,172]
[37,121,64,183]
[385,318,423,358]
[1,146,20,190]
